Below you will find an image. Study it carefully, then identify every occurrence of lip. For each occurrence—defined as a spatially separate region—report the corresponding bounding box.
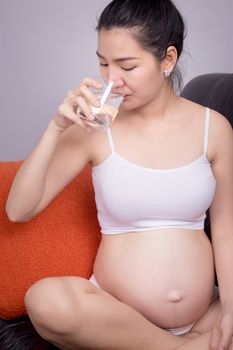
[112,88,130,95]
[112,90,131,101]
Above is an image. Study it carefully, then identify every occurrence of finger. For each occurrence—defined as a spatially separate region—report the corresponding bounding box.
[63,95,79,110]
[81,77,102,89]
[65,89,99,120]
[79,84,101,107]
[72,77,102,97]
[210,325,222,350]
[76,96,94,120]
[66,89,74,97]
[75,109,93,132]
[58,95,94,132]
[63,95,94,123]
[218,327,233,350]
[218,315,233,350]
[73,106,94,132]
[58,104,84,127]
[69,76,103,92]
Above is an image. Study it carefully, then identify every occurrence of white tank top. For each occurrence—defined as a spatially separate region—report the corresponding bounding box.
[92,108,216,234]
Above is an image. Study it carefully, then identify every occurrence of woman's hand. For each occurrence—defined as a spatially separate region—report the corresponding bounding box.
[52,78,101,132]
[210,307,233,350]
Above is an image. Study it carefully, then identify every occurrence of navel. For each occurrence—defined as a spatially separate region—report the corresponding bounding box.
[167,290,184,302]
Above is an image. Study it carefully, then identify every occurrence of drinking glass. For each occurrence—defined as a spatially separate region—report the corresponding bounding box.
[80,76,123,130]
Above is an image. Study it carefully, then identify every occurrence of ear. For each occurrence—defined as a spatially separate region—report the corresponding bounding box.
[162,46,178,73]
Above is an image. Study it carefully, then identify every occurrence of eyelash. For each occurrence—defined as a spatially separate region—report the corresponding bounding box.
[100,63,136,71]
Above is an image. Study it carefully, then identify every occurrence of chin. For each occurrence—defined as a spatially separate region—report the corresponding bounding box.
[122,97,139,110]
[122,94,153,111]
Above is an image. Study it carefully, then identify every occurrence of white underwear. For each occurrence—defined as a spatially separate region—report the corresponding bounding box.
[167,285,219,335]
[89,274,99,287]
[89,274,219,336]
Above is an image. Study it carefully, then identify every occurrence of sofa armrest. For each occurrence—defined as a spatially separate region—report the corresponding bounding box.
[0,316,58,349]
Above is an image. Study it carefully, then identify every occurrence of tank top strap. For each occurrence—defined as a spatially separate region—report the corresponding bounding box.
[203,107,210,157]
[106,127,115,153]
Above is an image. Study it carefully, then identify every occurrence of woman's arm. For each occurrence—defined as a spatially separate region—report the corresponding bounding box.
[6,122,91,222]
[209,112,233,305]
[208,111,233,350]
[6,78,101,222]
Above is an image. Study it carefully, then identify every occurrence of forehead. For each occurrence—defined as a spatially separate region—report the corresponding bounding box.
[97,28,145,57]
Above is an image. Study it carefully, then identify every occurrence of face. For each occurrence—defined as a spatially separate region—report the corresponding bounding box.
[97,28,168,110]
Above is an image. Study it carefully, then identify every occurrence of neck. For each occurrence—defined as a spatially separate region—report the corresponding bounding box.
[141,86,179,120]
[125,83,181,124]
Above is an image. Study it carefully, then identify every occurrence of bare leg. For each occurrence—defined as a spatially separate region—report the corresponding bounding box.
[24,276,189,350]
[190,297,221,334]
[175,297,222,349]
[175,331,213,350]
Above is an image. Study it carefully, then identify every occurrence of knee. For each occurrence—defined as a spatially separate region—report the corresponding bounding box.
[24,276,90,335]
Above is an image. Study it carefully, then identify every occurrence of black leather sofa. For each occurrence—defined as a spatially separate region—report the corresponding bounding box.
[0,73,232,349]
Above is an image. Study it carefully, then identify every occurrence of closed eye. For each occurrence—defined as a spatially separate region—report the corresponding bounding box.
[122,66,136,71]
[100,63,136,71]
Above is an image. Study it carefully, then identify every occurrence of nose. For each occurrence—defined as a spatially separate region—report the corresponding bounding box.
[109,79,125,95]
[111,79,125,95]
[108,71,124,88]
[109,76,123,86]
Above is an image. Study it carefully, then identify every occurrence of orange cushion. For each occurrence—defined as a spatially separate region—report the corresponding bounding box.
[0,161,101,320]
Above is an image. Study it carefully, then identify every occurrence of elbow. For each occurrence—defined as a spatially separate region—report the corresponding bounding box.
[7,212,32,223]
[5,204,32,223]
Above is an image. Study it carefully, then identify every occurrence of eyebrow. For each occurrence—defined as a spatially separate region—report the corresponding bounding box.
[96,51,140,62]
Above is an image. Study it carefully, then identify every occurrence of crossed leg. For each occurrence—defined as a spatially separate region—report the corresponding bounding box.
[174,298,222,349]
[24,276,221,350]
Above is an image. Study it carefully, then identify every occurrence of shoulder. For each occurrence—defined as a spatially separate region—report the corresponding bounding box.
[180,97,231,130]
[209,109,232,149]
[209,109,232,135]
[180,98,232,160]
[209,109,233,164]
[180,97,232,141]
[179,97,206,123]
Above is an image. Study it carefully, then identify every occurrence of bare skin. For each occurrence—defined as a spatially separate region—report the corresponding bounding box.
[24,275,222,350]
[7,28,233,350]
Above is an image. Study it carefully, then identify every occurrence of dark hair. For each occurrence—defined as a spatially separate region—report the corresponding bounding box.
[96,0,186,91]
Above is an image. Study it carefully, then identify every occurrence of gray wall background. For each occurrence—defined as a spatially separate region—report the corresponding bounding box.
[1,0,232,161]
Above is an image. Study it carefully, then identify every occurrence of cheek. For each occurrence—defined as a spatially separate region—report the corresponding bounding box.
[131,67,161,92]
[143,71,164,94]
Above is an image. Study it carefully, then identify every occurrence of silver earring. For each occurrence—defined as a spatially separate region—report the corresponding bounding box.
[164,69,171,78]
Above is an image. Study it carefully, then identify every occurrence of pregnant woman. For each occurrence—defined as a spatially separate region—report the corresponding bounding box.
[6,1,233,349]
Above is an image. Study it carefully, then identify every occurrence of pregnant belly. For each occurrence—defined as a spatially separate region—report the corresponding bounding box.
[94,229,215,328]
